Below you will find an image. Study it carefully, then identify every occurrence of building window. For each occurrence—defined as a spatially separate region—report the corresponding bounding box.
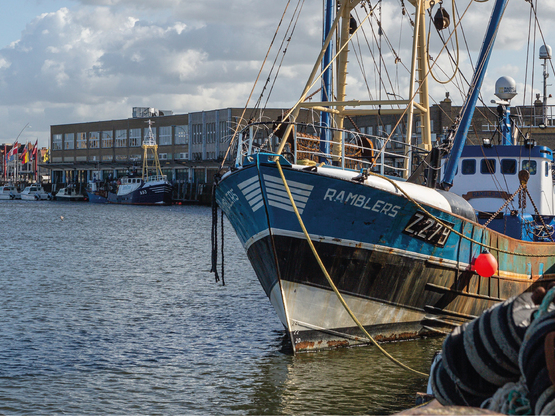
[89,132,100,149]
[115,155,127,162]
[461,159,476,175]
[102,131,113,148]
[501,159,517,175]
[129,129,141,147]
[206,123,216,143]
[64,133,75,150]
[175,125,189,144]
[192,124,202,144]
[102,155,113,162]
[52,134,63,151]
[130,154,142,162]
[159,126,171,145]
[115,130,127,147]
[219,121,228,143]
[77,133,87,149]
[481,159,496,174]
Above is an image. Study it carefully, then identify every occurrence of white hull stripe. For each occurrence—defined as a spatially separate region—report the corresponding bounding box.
[263,174,314,215]
[238,176,264,212]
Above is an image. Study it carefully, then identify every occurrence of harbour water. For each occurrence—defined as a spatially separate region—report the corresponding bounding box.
[0,201,442,415]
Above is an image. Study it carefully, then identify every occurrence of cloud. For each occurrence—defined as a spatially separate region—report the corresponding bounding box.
[0,0,553,147]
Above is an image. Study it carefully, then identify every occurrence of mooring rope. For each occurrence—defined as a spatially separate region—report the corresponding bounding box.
[275,160,428,377]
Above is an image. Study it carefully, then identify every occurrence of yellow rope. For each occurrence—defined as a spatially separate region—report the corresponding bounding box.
[275,161,428,377]
[367,171,554,258]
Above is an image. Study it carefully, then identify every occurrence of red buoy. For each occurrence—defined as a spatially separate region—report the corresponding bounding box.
[473,249,498,278]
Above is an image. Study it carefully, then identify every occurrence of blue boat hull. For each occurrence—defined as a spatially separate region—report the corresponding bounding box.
[87,192,107,203]
[107,182,173,205]
[216,154,555,352]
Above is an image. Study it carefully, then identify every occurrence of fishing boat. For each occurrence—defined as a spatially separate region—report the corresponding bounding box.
[107,120,172,205]
[0,184,20,200]
[54,183,86,201]
[85,180,109,203]
[214,0,555,352]
[21,183,51,201]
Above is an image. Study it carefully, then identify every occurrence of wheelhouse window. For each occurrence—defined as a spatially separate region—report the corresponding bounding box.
[501,159,517,175]
[522,160,537,175]
[480,159,496,174]
[546,162,551,178]
[461,159,476,175]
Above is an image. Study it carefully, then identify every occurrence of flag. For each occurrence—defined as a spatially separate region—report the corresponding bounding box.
[21,145,29,165]
[7,141,18,162]
[31,140,38,160]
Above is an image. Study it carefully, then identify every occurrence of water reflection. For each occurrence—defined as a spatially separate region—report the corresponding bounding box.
[239,336,444,415]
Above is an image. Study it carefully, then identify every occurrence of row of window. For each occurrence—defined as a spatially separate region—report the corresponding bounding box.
[461,158,547,177]
[52,126,190,151]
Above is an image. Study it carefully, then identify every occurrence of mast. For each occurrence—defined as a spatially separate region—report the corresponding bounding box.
[440,0,509,190]
[142,120,163,180]
[319,0,334,160]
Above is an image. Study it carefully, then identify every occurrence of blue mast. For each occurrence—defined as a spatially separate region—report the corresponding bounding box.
[440,0,509,189]
[320,0,334,161]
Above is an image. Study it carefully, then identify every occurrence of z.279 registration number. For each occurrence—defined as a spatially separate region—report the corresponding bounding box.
[403,212,453,247]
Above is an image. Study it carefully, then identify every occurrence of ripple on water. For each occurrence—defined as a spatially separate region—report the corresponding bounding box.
[0,201,441,414]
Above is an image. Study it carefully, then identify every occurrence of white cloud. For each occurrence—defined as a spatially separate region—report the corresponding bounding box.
[0,0,553,148]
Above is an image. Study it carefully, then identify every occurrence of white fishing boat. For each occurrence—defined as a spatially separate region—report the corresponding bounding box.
[54,184,86,201]
[0,184,20,200]
[21,184,51,201]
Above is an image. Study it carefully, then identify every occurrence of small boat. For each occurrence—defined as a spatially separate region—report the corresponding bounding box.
[86,180,109,203]
[213,0,555,353]
[0,184,20,200]
[54,184,86,201]
[107,120,173,205]
[21,184,51,201]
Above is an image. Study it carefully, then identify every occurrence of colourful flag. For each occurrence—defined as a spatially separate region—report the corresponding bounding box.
[31,140,38,160]
[21,145,29,164]
[7,142,18,162]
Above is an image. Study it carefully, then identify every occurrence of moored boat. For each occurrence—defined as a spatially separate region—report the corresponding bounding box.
[86,180,109,203]
[213,0,555,353]
[107,120,172,205]
[0,184,20,200]
[21,183,51,201]
[54,183,86,201]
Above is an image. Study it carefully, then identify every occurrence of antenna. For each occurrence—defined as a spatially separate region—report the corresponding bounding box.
[540,45,552,126]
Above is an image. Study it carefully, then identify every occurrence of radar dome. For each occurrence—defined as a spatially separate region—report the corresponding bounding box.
[495,76,517,101]
[540,45,552,60]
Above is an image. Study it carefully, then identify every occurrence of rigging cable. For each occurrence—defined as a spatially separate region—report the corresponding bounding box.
[220,0,293,169]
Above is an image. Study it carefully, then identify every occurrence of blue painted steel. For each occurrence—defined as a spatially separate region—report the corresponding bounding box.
[441,0,509,188]
[319,0,334,160]
[459,144,553,160]
[501,106,512,145]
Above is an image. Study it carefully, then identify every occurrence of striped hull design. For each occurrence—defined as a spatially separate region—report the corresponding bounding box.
[107,181,173,205]
[216,154,555,352]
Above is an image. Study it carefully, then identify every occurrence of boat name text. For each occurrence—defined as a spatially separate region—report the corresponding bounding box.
[219,189,239,211]
[323,188,400,217]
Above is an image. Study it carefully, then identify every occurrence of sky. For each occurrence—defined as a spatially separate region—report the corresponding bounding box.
[0,0,553,149]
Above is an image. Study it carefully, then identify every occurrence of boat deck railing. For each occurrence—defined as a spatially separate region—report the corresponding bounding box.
[236,121,429,177]
[145,175,167,183]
